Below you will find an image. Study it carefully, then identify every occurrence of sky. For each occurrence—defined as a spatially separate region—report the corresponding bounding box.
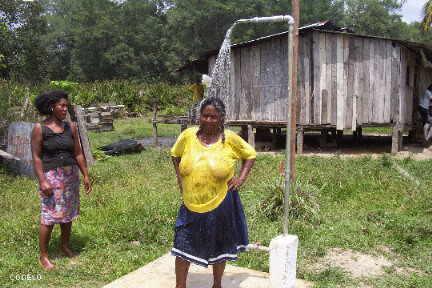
[400,0,427,23]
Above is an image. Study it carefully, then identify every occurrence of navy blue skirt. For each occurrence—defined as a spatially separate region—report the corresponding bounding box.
[171,189,249,267]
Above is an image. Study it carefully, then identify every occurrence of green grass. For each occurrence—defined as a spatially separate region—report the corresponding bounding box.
[0,118,431,287]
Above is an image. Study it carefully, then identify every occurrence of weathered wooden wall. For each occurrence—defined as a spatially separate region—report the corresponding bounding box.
[209,30,418,130]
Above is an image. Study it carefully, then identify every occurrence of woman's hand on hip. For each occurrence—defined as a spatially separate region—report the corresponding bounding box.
[83,175,92,195]
[228,177,246,191]
[40,180,53,196]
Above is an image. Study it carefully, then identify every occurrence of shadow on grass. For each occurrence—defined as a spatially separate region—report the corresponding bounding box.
[48,231,91,259]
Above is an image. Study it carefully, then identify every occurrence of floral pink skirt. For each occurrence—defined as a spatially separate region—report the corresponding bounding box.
[39,165,80,225]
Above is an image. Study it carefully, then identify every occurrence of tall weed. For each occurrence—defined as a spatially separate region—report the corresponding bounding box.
[259,175,321,224]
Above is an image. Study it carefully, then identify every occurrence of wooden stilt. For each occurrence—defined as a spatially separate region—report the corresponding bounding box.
[391,123,401,154]
[152,104,158,146]
[296,127,304,154]
[247,125,255,148]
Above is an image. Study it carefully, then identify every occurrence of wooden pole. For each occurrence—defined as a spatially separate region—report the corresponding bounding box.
[290,0,300,180]
[283,0,300,235]
[152,104,158,146]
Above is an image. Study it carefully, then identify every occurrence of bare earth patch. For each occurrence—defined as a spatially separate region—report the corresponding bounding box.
[313,248,392,279]
[312,247,425,280]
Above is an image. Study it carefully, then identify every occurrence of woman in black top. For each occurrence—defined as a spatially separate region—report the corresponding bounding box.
[31,90,91,270]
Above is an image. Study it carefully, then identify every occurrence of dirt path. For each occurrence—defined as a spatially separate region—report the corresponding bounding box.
[261,133,432,160]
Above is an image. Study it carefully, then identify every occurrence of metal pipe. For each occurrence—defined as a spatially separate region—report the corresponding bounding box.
[246,243,270,252]
[235,14,296,235]
[236,15,294,24]
[283,23,295,235]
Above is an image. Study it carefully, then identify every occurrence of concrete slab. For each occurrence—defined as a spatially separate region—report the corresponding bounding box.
[103,253,312,288]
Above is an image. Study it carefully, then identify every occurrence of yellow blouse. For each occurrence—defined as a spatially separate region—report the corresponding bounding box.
[171,127,256,213]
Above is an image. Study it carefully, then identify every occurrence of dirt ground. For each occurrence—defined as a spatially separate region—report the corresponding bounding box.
[257,133,432,160]
[309,247,425,287]
[139,133,432,160]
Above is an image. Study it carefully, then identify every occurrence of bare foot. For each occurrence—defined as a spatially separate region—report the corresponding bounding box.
[39,256,56,270]
[59,247,78,258]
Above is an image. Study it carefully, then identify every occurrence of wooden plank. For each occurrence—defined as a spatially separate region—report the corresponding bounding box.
[312,31,321,124]
[343,36,350,129]
[383,41,392,123]
[353,37,363,127]
[377,40,385,123]
[408,50,415,126]
[240,46,253,120]
[399,48,406,124]
[281,37,289,121]
[74,106,95,168]
[371,39,378,123]
[390,43,401,122]
[330,33,338,125]
[233,48,242,120]
[252,44,261,121]
[272,38,284,121]
[258,40,268,121]
[336,34,345,130]
[325,33,333,124]
[361,39,370,124]
[319,32,327,124]
[345,36,355,130]
[321,89,328,125]
[298,34,306,124]
[6,122,35,177]
[304,33,312,124]
[368,39,376,123]
[229,47,236,121]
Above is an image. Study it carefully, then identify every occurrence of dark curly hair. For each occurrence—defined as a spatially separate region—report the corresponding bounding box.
[34,90,69,115]
[198,96,226,143]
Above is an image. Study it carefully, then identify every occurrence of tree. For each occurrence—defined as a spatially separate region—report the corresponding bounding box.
[421,0,432,32]
[343,0,407,38]
[0,0,48,83]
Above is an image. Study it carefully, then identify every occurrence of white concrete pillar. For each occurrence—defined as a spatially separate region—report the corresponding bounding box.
[269,234,299,288]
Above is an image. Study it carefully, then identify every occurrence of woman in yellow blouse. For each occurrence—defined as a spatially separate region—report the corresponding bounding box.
[171,96,256,288]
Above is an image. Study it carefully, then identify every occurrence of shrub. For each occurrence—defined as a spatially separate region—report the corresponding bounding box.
[1,80,193,118]
[260,176,321,223]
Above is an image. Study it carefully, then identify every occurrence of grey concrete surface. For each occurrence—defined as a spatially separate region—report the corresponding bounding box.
[103,253,312,288]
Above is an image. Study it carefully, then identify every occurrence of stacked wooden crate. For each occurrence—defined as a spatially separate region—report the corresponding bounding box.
[83,105,125,132]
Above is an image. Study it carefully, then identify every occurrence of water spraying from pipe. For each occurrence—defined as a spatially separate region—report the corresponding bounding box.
[208,15,294,115]
[236,15,294,24]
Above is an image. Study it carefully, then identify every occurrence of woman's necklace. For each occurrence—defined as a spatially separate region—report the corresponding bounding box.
[200,131,219,145]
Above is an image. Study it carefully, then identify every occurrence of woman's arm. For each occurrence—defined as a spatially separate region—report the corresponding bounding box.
[31,124,52,196]
[228,158,256,191]
[171,156,183,193]
[71,123,91,194]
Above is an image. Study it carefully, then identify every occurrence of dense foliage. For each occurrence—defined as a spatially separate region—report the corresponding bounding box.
[0,80,192,121]
[1,0,430,85]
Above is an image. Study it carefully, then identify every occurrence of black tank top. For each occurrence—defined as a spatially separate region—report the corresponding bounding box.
[41,121,77,172]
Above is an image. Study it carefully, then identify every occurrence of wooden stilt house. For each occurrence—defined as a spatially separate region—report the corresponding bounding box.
[183,21,432,153]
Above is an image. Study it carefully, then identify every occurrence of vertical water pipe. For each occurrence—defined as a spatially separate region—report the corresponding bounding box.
[235,15,298,288]
[235,15,295,235]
